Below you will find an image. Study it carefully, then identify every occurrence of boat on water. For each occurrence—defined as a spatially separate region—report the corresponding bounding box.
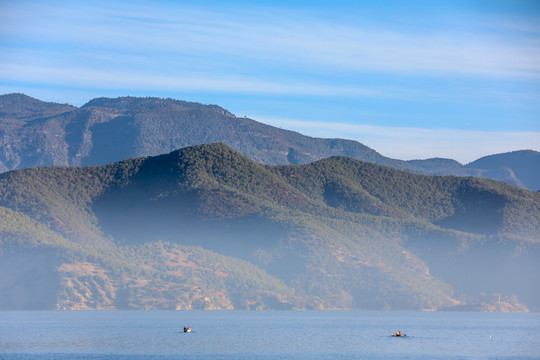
[391,331,406,337]
[184,327,191,333]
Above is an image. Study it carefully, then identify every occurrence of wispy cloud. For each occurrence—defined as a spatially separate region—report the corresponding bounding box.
[2,1,540,80]
[0,63,381,97]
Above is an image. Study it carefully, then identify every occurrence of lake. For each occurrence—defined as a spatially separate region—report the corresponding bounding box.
[0,311,539,359]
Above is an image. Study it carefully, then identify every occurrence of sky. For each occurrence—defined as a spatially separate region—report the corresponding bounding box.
[1,0,539,163]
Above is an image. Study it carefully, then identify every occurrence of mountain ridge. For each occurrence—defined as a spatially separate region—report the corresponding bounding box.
[1,93,538,190]
[1,143,538,311]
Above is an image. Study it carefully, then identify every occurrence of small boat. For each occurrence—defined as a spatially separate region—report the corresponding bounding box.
[391,331,406,337]
[184,327,191,333]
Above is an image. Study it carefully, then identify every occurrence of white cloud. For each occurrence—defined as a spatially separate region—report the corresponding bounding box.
[257,117,540,164]
[2,1,540,80]
[0,63,381,97]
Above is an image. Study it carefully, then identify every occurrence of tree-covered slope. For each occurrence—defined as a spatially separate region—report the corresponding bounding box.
[0,93,75,122]
[1,93,538,190]
[1,143,538,310]
[276,156,540,239]
[0,94,407,171]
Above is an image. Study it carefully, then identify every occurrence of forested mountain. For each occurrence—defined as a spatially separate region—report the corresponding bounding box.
[1,143,538,311]
[409,151,540,191]
[0,94,405,173]
[465,150,540,191]
[1,93,538,190]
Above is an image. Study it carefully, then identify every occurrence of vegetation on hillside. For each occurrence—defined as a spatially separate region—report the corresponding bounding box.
[1,93,538,190]
[1,143,538,310]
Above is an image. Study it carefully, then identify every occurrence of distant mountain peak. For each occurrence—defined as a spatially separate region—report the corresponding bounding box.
[0,93,74,108]
[465,149,540,167]
[82,96,235,117]
[1,93,538,190]
[408,157,464,170]
[0,93,76,122]
[466,150,540,191]
[1,93,41,103]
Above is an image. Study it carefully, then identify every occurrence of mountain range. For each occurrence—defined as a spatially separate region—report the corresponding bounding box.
[1,143,538,311]
[1,93,539,190]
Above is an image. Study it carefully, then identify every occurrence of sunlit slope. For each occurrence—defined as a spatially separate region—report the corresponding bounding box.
[1,143,539,310]
[0,206,299,310]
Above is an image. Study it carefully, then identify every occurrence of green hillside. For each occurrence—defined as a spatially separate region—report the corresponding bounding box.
[1,143,538,310]
[2,93,538,190]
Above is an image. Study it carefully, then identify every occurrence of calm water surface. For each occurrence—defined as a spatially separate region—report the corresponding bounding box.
[0,311,539,359]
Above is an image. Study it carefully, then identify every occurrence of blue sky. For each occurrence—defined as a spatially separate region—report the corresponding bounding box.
[1,0,539,163]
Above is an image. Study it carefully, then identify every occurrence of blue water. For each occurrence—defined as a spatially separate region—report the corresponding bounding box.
[0,311,539,359]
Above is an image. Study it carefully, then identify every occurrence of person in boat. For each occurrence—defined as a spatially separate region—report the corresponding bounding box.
[396,331,401,337]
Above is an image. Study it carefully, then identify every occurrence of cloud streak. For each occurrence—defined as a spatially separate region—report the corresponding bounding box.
[2,1,540,80]
[0,63,382,98]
